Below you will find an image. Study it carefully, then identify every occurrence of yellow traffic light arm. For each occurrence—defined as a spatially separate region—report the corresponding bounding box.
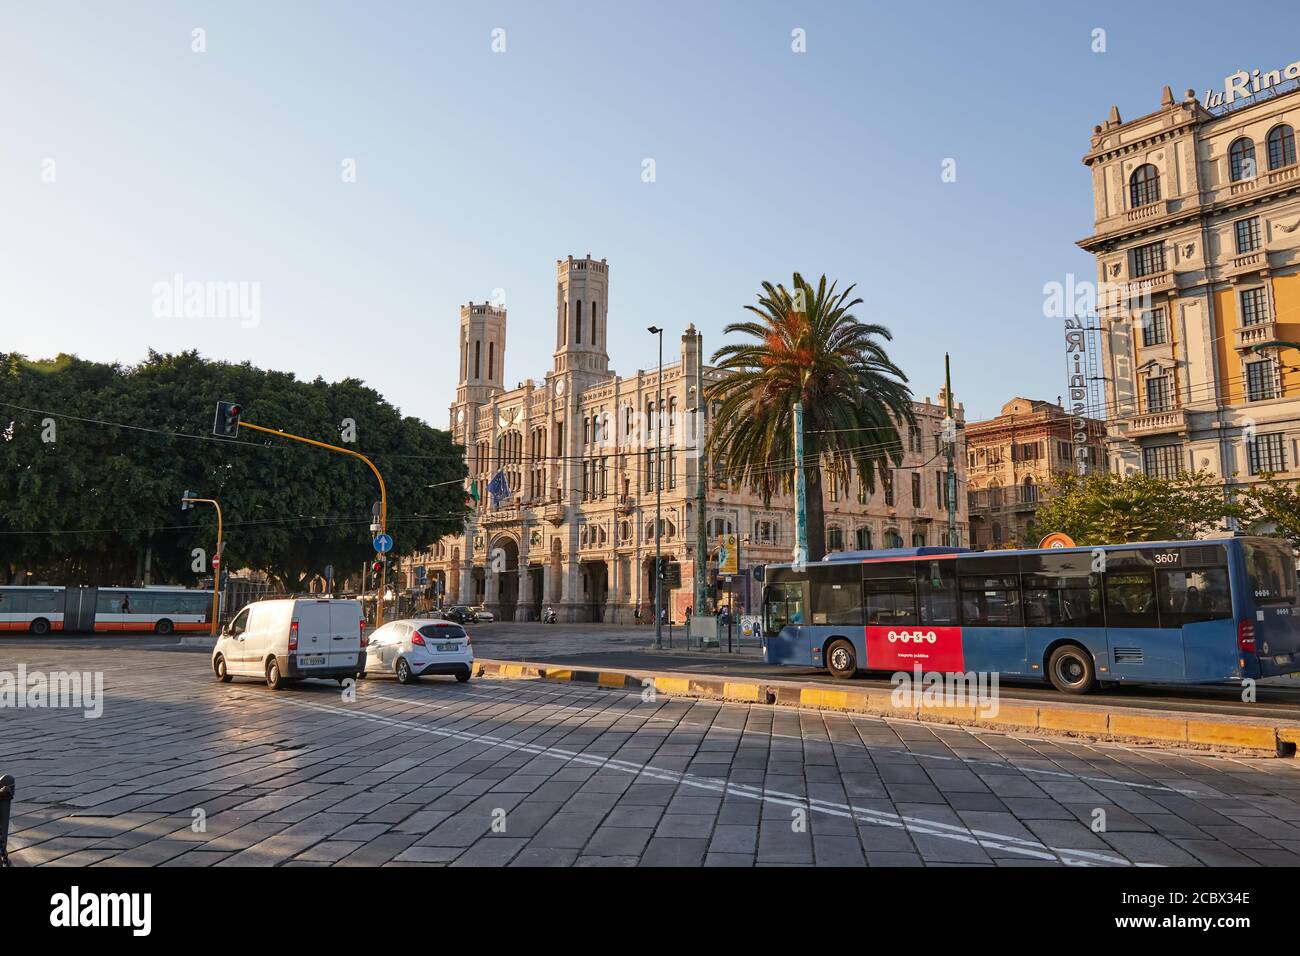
[237,421,389,625]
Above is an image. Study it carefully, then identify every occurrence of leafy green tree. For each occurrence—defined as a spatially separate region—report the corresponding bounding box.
[1029,470,1238,546]
[705,273,914,560]
[1238,475,1300,552]
[0,349,467,587]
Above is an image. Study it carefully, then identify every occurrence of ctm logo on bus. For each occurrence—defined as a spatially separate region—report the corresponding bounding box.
[886,630,938,644]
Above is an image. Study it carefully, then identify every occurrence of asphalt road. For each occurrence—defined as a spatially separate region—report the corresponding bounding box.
[8,621,1300,721]
[7,643,1300,867]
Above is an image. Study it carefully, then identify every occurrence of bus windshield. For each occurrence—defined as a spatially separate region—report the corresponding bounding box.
[1243,538,1298,606]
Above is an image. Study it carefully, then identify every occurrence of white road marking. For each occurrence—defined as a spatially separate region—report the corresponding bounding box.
[267,691,1140,867]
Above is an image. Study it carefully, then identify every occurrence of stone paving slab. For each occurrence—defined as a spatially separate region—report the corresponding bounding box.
[7,645,1300,867]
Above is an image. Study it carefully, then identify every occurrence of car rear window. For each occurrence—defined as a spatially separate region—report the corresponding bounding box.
[1243,538,1298,606]
[419,624,466,640]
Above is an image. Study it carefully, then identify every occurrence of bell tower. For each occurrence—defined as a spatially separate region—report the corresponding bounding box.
[450,301,506,440]
[553,254,610,381]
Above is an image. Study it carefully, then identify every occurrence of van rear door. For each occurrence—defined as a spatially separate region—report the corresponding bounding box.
[293,600,334,671]
[326,600,364,671]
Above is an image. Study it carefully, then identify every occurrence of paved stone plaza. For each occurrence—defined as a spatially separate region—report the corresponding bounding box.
[7,645,1300,866]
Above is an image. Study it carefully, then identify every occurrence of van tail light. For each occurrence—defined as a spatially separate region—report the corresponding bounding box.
[359,620,368,648]
[289,620,299,652]
[1237,619,1256,653]
[411,631,425,646]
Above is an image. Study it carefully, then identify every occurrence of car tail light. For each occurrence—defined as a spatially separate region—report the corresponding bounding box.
[411,631,425,646]
[1237,619,1256,653]
[359,619,368,648]
[289,620,299,652]
[465,632,472,645]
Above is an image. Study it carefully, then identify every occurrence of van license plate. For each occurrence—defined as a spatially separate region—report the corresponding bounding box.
[301,655,326,666]
[437,644,459,652]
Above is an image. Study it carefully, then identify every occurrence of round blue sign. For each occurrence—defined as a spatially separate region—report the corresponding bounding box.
[373,533,393,553]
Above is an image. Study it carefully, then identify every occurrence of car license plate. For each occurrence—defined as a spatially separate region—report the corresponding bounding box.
[437,643,459,652]
[301,655,326,666]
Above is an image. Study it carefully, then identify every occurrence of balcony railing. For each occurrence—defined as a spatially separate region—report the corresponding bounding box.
[1235,320,1278,351]
[967,487,1042,513]
[1123,407,1190,437]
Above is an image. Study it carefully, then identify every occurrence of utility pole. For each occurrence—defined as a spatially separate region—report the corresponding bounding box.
[943,353,958,548]
[648,326,664,648]
[694,328,707,627]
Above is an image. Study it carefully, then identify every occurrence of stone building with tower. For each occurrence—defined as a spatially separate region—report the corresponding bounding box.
[965,397,1107,550]
[399,253,968,623]
[1079,78,1300,489]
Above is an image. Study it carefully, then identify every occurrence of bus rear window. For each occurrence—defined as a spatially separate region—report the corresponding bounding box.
[1243,539,1298,606]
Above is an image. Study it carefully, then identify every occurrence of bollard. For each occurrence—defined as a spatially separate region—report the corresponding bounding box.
[0,773,14,867]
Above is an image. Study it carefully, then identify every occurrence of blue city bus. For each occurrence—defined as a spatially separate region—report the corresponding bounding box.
[758,537,1300,694]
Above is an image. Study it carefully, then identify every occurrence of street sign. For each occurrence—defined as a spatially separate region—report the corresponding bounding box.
[718,533,738,575]
[373,533,393,554]
[212,555,221,569]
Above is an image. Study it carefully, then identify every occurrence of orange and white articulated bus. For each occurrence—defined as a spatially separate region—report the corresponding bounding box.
[0,585,213,635]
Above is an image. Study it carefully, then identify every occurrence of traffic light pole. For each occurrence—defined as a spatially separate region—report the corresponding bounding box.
[944,353,958,548]
[182,496,223,636]
[238,421,390,626]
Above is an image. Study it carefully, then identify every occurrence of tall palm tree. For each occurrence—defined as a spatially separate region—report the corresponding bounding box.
[705,273,915,562]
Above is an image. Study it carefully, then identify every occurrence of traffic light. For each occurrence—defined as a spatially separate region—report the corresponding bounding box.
[181,490,194,511]
[213,401,242,438]
[371,560,383,581]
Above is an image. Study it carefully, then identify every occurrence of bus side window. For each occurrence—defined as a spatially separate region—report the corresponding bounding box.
[959,576,1022,626]
[916,562,957,625]
[1104,572,1160,628]
[864,579,917,626]
[763,583,804,636]
[1157,568,1231,626]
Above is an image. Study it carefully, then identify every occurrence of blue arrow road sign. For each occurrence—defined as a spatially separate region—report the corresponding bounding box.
[373,533,393,554]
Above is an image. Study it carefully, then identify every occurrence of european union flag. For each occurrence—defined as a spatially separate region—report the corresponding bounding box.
[487,469,509,506]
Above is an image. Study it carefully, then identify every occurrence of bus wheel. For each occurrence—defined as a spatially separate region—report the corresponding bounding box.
[826,639,858,680]
[29,618,51,636]
[154,618,174,636]
[1047,644,1095,694]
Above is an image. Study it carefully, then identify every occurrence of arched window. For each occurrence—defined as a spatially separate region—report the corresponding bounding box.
[1022,476,1037,504]
[474,340,481,378]
[591,300,599,346]
[488,342,495,380]
[912,532,925,548]
[827,525,844,552]
[1268,125,1297,170]
[1129,164,1160,208]
[575,300,583,343]
[1229,137,1256,181]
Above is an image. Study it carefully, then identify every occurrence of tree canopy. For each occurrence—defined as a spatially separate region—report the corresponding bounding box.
[705,273,914,561]
[1029,470,1241,546]
[0,349,467,587]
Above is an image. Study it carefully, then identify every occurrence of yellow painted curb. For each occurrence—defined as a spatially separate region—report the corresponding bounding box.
[1110,713,1188,744]
[722,682,764,702]
[597,671,627,688]
[918,698,977,720]
[544,669,574,682]
[800,688,850,710]
[1039,708,1110,735]
[973,702,1040,730]
[1187,720,1277,750]
[655,676,691,695]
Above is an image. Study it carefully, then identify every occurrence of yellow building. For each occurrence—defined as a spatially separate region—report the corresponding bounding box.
[1079,80,1300,488]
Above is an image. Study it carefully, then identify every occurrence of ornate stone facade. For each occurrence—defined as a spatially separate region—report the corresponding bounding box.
[399,254,968,622]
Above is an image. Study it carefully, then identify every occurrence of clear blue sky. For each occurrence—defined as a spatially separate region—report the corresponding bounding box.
[3,1,1297,427]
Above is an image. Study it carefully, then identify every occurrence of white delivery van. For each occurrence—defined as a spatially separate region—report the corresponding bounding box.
[212,598,366,689]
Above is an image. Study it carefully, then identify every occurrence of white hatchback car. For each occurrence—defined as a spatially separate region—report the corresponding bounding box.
[362,618,473,684]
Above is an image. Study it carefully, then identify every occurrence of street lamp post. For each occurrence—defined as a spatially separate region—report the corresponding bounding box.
[648,326,664,649]
[181,493,223,636]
